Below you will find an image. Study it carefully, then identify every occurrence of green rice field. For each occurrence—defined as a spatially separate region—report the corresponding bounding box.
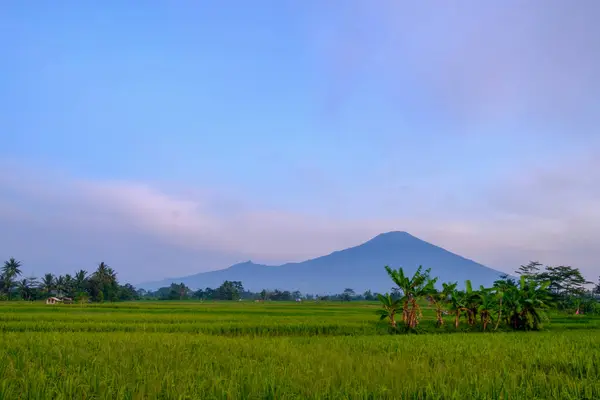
[1,301,599,399]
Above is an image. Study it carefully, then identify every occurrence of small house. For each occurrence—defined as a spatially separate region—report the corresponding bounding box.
[46,297,63,305]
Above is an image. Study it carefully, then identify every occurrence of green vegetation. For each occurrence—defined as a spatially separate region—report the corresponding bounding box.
[1,258,599,398]
[0,259,137,303]
[0,301,599,399]
[378,265,559,332]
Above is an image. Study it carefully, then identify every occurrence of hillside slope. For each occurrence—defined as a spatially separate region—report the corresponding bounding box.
[141,231,505,293]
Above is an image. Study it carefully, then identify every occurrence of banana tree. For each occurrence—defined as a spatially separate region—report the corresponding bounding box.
[502,276,553,330]
[384,266,411,324]
[449,290,468,328]
[384,265,437,329]
[409,278,438,328]
[476,287,497,331]
[428,282,457,327]
[376,293,400,328]
[463,280,482,326]
[514,276,553,330]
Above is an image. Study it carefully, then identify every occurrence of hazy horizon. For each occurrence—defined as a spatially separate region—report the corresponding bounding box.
[2,1,599,282]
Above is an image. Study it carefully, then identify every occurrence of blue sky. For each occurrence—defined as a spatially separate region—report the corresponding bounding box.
[1,1,599,282]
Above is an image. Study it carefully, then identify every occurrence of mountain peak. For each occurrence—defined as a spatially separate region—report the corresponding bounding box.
[229,260,256,269]
[366,231,420,244]
[142,231,505,293]
[372,231,412,239]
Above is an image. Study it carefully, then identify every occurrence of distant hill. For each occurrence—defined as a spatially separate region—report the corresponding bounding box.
[141,231,506,294]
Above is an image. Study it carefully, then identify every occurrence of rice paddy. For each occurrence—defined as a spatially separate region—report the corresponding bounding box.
[1,301,599,399]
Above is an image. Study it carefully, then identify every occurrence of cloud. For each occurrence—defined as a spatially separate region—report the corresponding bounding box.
[1,156,599,283]
[3,3,600,282]
[473,154,600,273]
[311,0,600,131]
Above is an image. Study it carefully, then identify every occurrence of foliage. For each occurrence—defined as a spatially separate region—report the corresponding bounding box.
[363,289,376,301]
[514,261,542,280]
[341,288,355,302]
[379,264,573,332]
[0,259,138,303]
[0,301,599,399]
[427,282,456,327]
[537,265,592,296]
[383,265,437,329]
[375,293,400,328]
[152,283,192,300]
[1,258,22,300]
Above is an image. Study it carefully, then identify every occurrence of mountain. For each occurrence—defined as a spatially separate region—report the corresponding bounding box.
[140,231,506,294]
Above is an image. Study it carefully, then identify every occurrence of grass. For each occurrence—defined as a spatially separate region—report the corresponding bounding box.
[0,301,599,399]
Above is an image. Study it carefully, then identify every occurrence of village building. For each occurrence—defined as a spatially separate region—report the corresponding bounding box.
[45,297,63,305]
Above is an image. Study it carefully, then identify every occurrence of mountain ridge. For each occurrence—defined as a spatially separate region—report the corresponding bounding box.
[140,231,506,293]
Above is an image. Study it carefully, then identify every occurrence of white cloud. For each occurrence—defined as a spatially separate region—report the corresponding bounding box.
[1,157,599,282]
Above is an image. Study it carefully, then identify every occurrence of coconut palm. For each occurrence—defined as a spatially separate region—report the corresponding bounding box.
[16,278,36,301]
[2,258,23,299]
[55,275,66,297]
[41,273,55,295]
[90,262,118,302]
[64,274,74,297]
[2,258,22,278]
[93,262,110,280]
[74,270,88,293]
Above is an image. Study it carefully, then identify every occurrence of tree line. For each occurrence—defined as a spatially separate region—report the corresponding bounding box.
[2,257,599,312]
[140,282,371,302]
[376,262,600,332]
[1,258,138,302]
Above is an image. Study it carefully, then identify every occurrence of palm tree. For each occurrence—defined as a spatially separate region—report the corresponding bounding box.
[106,267,117,283]
[90,262,118,302]
[41,273,55,295]
[376,293,400,328]
[74,269,88,293]
[64,274,74,297]
[94,262,109,279]
[2,258,23,299]
[16,278,35,301]
[2,258,22,277]
[55,275,66,297]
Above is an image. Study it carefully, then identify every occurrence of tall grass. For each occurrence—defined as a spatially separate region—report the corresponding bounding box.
[0,301,598,399]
